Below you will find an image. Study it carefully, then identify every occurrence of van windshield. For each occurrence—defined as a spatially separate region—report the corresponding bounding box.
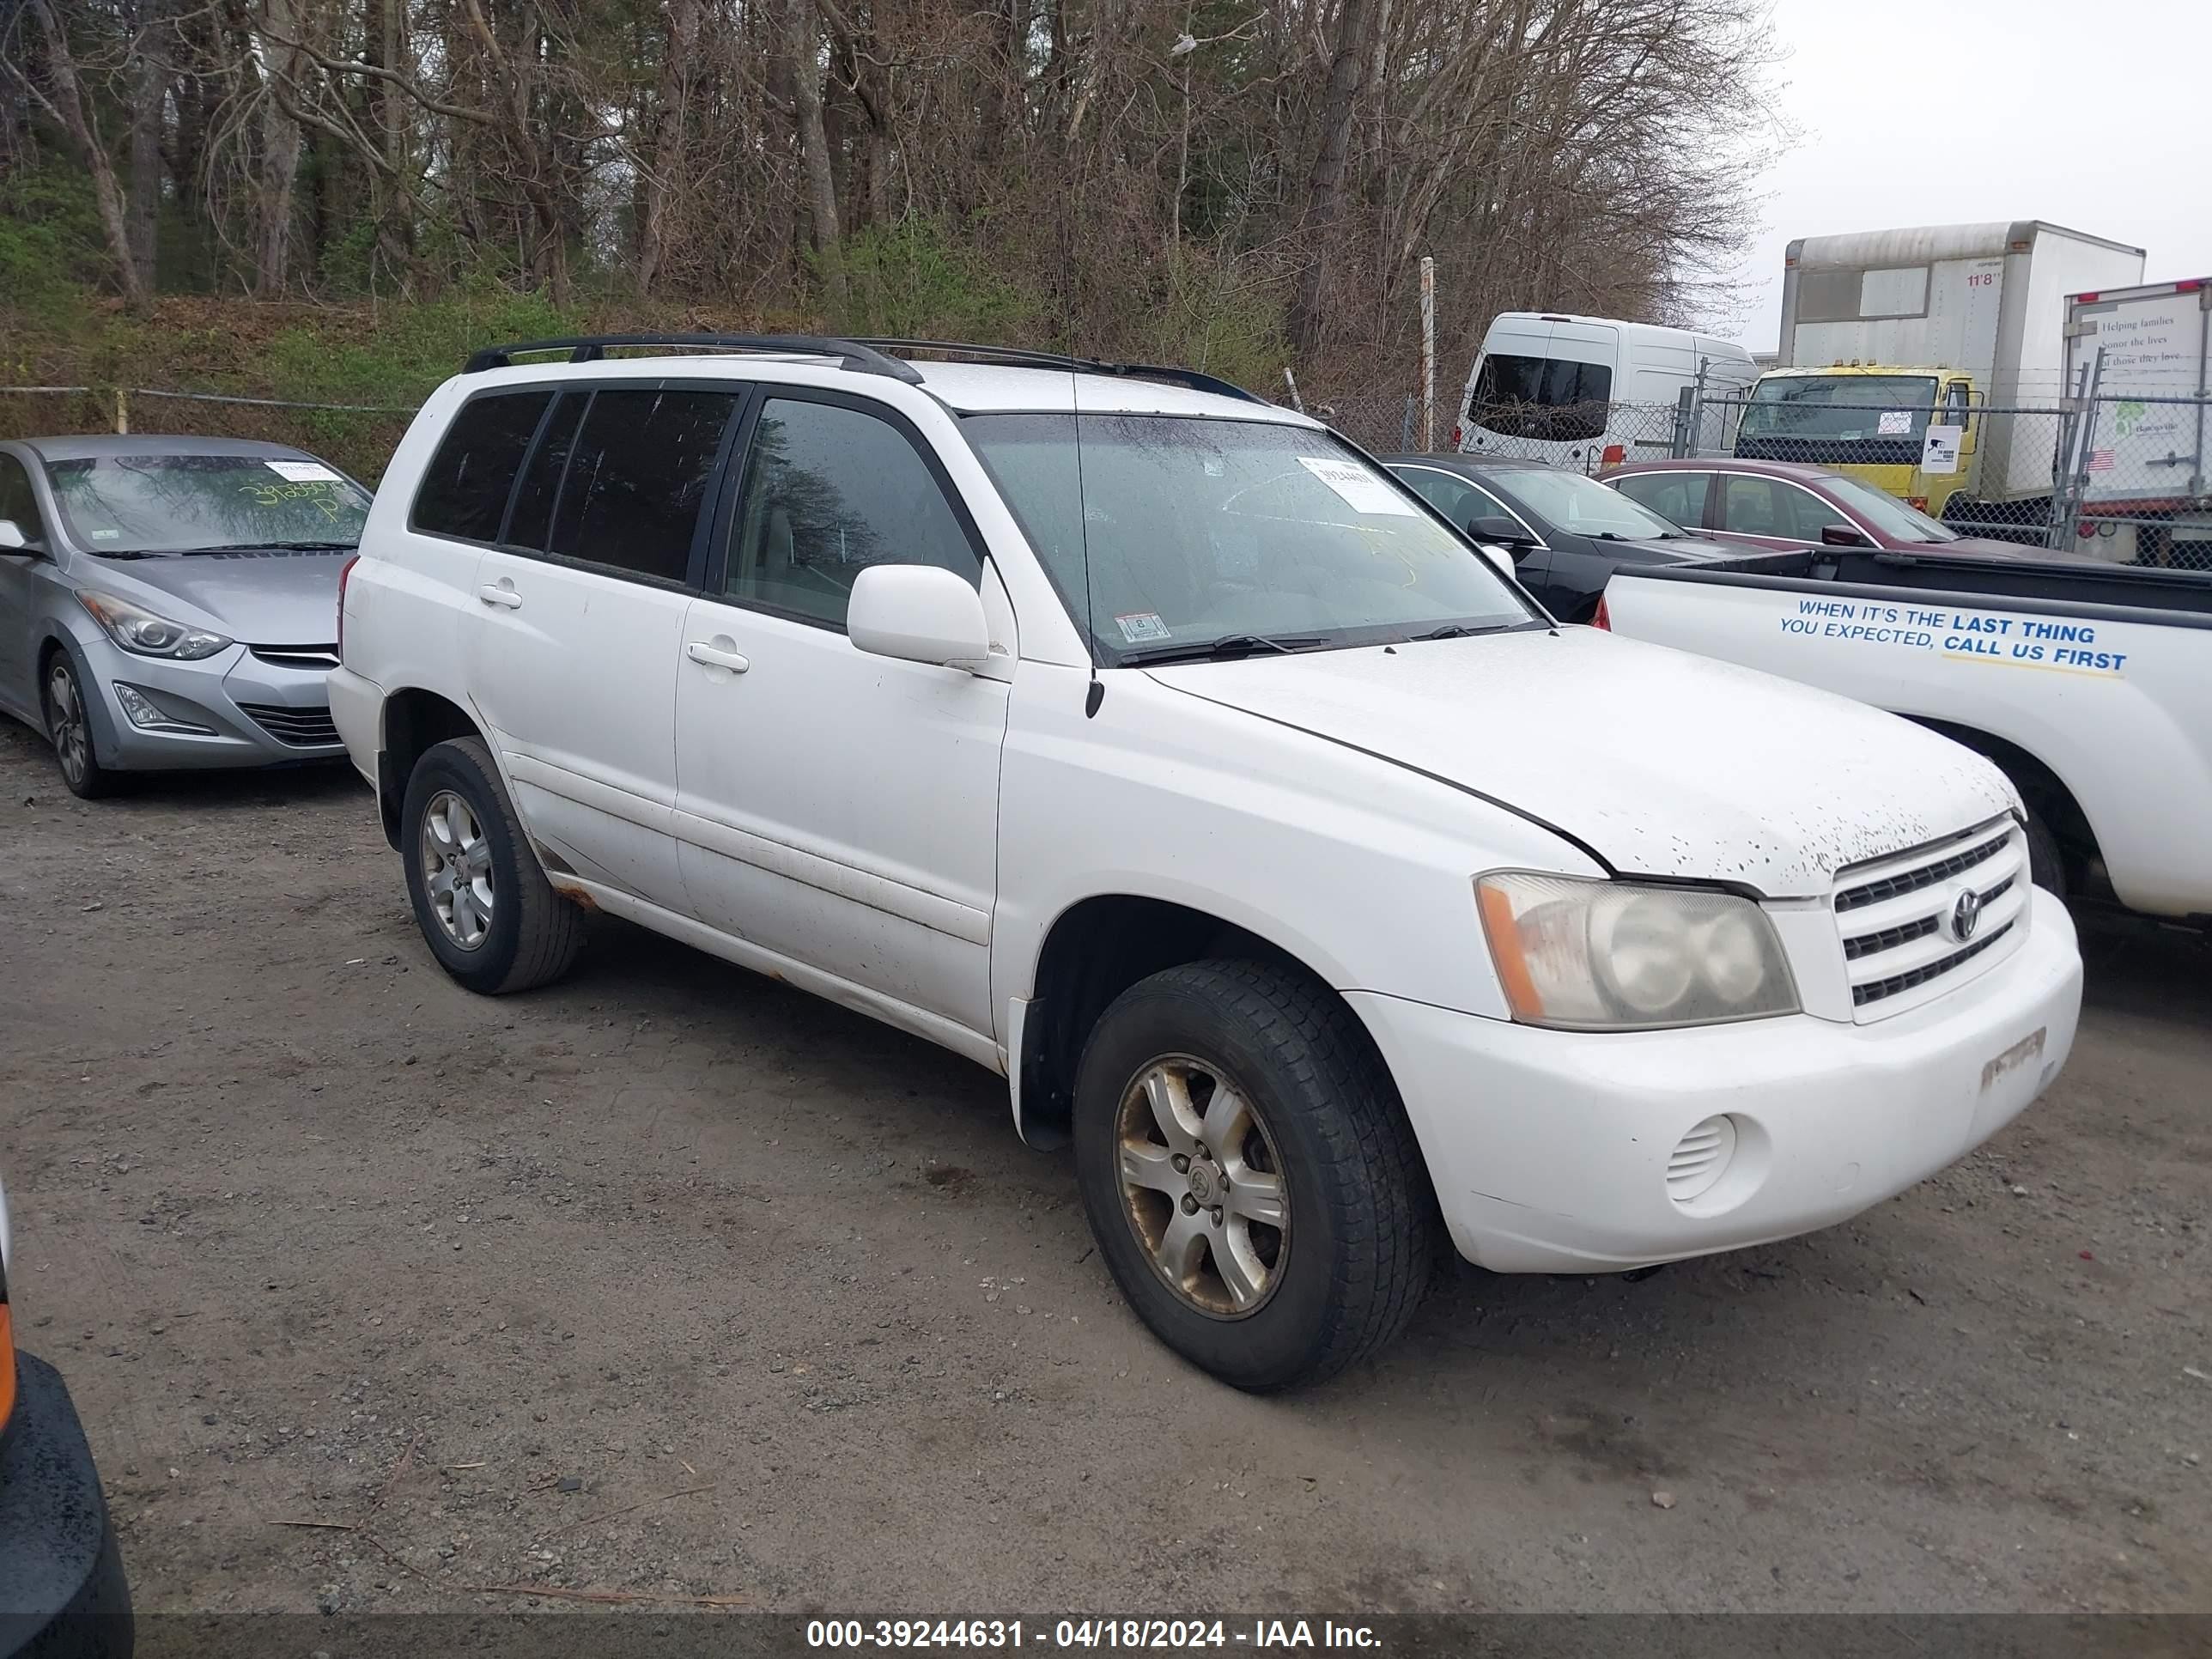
[1467,355,1613,442]
[963,415,1540,663]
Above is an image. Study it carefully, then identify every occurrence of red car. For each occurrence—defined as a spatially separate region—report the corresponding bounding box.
[1601,458,2082,561]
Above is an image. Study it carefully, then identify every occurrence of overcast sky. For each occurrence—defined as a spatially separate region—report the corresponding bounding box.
[1718,0,2212,350]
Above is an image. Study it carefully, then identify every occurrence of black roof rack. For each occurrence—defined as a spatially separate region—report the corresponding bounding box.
[848,339,1268,405]
[461,333,926,384]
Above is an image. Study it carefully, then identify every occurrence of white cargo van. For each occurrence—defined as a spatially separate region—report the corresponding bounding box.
[1452,313,1758,470]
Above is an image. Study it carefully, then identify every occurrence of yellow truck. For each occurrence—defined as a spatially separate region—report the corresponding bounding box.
[1734,363,1979,517]
[1736,222,2147,536]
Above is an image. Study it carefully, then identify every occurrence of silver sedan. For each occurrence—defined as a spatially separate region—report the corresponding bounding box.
[0,434,368,798]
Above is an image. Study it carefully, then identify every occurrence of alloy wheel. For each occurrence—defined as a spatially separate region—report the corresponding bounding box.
[1115,1055,1290,1317]
[46,662,89,788]
[419,789,495,950]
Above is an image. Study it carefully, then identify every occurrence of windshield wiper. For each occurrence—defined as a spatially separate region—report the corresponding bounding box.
[1405,621,1526,642]
[1117,632,1329,666]
[183,539,359,553]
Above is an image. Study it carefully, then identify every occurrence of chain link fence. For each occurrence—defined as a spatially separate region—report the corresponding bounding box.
[0,386,419,484]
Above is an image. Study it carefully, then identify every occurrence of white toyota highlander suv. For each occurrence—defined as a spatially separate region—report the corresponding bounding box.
[330,335,2084,1389]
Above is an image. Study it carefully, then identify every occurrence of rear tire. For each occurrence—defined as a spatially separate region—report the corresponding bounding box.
[1072,959,1437,1391]
[401,736,586,994]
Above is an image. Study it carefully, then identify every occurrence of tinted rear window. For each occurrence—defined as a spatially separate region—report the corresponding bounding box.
[504,392,586,551]
[544,388,738,583]
[412,391,552,542]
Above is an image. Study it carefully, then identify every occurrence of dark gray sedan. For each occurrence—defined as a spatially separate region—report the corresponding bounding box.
[0,434,367,797]
[1382,453,1741,624]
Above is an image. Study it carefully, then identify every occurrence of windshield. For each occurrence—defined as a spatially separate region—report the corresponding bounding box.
[45,453,369,556]
[1821,471,1958,543]
[1492,467,1684,539]
[1739,375,1939,441]
[963,415,1536,661]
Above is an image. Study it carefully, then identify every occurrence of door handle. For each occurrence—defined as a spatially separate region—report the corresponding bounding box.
[685,641,750,673]
[477,584,522,609]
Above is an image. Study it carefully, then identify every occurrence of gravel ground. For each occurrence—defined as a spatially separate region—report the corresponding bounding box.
[2,719,2208,1620]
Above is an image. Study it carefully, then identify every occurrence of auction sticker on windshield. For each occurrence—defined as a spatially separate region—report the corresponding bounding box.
[1297,456,1415,515]
[264,459,342,483]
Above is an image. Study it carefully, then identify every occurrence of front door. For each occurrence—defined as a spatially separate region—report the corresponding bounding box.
[672,388,1009,1042]
[472,383,743,911]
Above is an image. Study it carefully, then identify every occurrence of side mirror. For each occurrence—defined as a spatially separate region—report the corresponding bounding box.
[1468,514,1528,548]
[848,563,993,669]
[1820,523,1873,548]
[1475,544,1516,581]
[0,519,30,552]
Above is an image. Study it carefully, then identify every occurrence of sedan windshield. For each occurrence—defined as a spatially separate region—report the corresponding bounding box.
[1820,472,1959,544]
[45,453,369,556]
[964,415,1536,661]
[1489,466,1685,540]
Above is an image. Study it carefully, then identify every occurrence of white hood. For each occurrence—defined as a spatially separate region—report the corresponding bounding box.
[1146,628,2015,897]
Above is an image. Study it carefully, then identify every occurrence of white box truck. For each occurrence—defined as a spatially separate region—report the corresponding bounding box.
[1741,222,2145,526]
[2061,276,2211,567]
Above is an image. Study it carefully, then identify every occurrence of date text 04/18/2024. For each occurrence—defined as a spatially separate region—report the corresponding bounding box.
[805,1619,1382,1649]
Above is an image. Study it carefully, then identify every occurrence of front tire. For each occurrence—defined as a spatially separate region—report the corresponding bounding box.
[401,736,586,994]
[42,653,117,799]
[1072,960,1437,1391]
[2024,802,2065,897]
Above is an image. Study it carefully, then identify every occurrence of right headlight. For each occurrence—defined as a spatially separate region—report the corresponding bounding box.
[1475,872,1800,1030]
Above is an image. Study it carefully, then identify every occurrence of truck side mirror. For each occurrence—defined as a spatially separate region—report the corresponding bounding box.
[1820,523,1873,549]
[0,520,30,552]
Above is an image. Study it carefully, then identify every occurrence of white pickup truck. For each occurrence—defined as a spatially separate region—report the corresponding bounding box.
[1601,546,2212,923]
[332,336,2084,1389]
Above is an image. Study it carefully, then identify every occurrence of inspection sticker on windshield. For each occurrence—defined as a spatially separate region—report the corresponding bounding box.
[1115,611,1171,643]
[1297,456,1415,515]
[1877,410,1912,435]
[264,459,340,483]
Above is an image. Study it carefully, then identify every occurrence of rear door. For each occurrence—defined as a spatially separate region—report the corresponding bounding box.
[471,381,744,911]
[1711,474,1854,550]
[1609,470,1713,533]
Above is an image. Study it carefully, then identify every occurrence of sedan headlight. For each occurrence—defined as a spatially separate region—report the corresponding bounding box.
[1476,872,1799,1030]
[76,590,234,659]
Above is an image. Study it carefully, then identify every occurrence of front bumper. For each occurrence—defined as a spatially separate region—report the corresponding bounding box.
[72,633,343,773]
[1352,886,2083,1273]
[0,1355,133,1659]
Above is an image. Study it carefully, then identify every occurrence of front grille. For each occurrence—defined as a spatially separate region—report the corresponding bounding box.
[1852,921,2017,1007]
[1843,915,1939,962]
[250,643,340,670]
[1835,830,2008,914]
[1831,817,2030,1021]
[238,701,339,746]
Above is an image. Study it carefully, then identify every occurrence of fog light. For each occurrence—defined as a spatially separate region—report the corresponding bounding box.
[1667,1115,1737,1203]
[114,682,215,734]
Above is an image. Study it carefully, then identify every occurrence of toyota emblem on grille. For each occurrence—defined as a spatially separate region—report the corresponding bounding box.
[1951,886,1983,942]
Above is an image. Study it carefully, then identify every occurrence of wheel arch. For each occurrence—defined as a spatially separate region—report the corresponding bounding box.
[1903,714,2100,889]
[376,686,484,849]
[1012,892,1380,1148]
[35,629,123,766]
